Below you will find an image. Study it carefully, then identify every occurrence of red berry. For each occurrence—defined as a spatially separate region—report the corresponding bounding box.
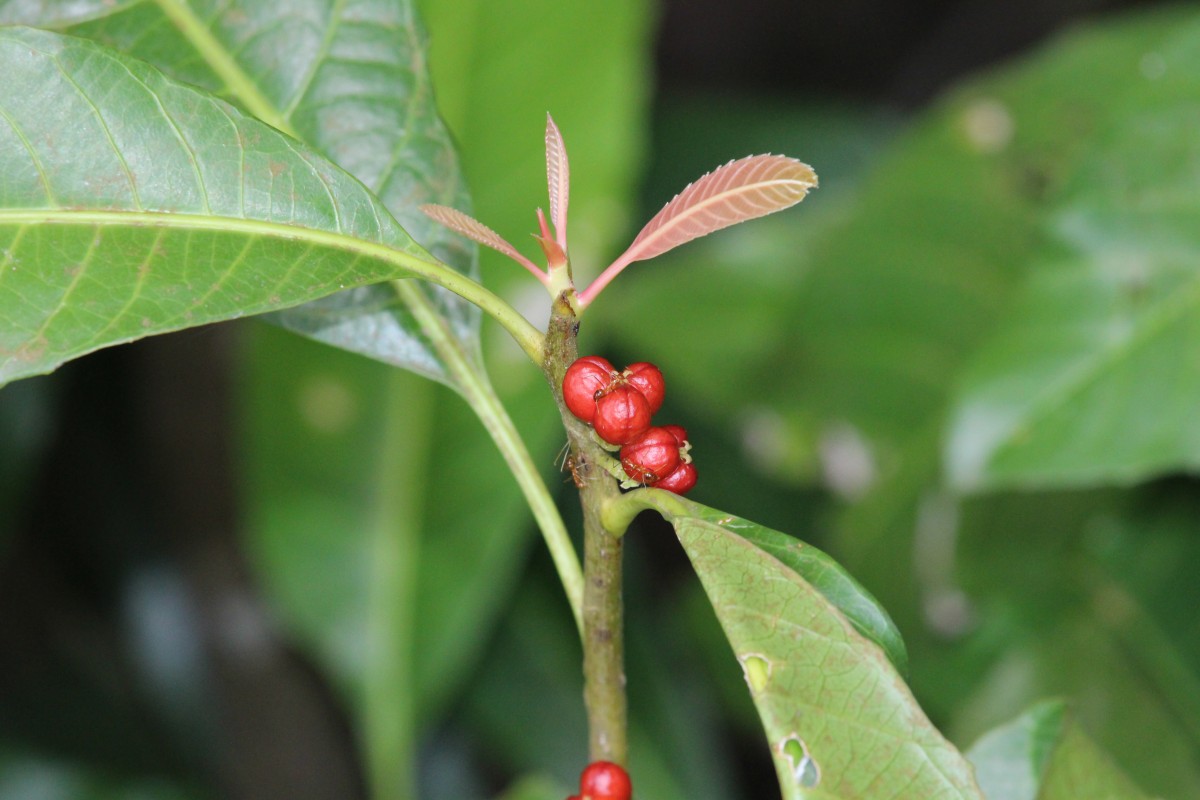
[580,761,632,800]
[620,427,682,485]
[623,362,665,414]
[660,424,688,446]
[563,356,617,423]
[592,385,652,445]
[655,461,697,495]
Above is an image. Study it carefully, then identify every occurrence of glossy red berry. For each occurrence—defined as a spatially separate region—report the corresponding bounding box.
[563,356,617,423]
[620,427,682,485]
[592,385,652,445]
[656,461,697,495]
[622,362,665,414]
[580,761,632,800]
[660,424,688,446]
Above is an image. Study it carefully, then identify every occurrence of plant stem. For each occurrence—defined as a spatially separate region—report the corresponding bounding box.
[543,292,629,764]
[397,279,583,632]
[364,370,430,800]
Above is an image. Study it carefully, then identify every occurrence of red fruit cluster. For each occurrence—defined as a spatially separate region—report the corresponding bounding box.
[567,761,632,800]
[562,356,695,494]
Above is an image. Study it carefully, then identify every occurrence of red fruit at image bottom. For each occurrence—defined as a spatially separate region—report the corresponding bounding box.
[579,761,632,800]
[592,385,652,445]
[622,361,665,414]
[655,461,697,495]
[563,355,617,422]
[620,427,682,484]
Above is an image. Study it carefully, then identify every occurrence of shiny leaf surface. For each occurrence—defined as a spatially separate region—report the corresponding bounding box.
[0,26,448,385]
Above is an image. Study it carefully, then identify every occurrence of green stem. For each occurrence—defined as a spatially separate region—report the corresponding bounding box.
[364,370,430,800]
[543,293,628,764]
[601,486,691,538]
[397,280,583,632]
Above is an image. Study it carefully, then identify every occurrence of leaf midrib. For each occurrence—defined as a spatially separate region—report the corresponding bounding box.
[0,207,440,278]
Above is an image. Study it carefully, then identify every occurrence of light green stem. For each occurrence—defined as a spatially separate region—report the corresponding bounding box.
[396,280,583,632]
[364,370,430,800]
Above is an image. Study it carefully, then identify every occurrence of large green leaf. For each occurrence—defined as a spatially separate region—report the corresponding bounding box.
[3,0,481,385]
[616,491,965,799]
[967,700,1151,800]
[941,9,1200,490]
[676,515,976,797]
[0,26,466,385]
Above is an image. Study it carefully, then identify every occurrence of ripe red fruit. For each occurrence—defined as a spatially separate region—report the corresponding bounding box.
[660,424,688,446]
[620,427,682,485]
[655,461,697,495]
[580,761,632,800]
[592,385,652,445]
[563,356,617,422]
[623,362,665,414]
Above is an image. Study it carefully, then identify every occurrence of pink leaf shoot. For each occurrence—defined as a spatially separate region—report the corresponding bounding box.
[545,114,570,250]
[578,155,817,306]
[420,203,548,285]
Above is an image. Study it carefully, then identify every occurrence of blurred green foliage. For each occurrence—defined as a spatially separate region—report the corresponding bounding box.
[2,1,1200,798]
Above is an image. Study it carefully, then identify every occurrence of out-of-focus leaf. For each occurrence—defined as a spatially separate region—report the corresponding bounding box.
[417,0,653,302]
[0,751,200,800]
[966,700,1066,800]
[941,487,1200,798]
[7,0,482,386]
[494,775,574,800]
[777,7,1199,490]
[661,503,979,799]
[0,26,449,386]
[939,10,1200,489]
[238,323,560,721]
[967,700,1152,800]
[0,377,52,548]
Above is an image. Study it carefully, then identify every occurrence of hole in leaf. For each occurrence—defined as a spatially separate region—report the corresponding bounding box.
[780,735,820,788]
[738,653,771,694]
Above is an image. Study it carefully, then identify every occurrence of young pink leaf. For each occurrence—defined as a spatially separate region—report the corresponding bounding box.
[545,113,570,250]
[579,155,817,306]
[420,204,547,283]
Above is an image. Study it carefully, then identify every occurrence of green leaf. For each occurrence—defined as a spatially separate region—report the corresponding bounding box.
[941,9,1200,490]
[0,26,469,385]
[671,510,978,798]
[627,493,908,674]
[6,0,483,385]
[967,700,1152,800]
[616,492,966,798]
[966,700,1067,800]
